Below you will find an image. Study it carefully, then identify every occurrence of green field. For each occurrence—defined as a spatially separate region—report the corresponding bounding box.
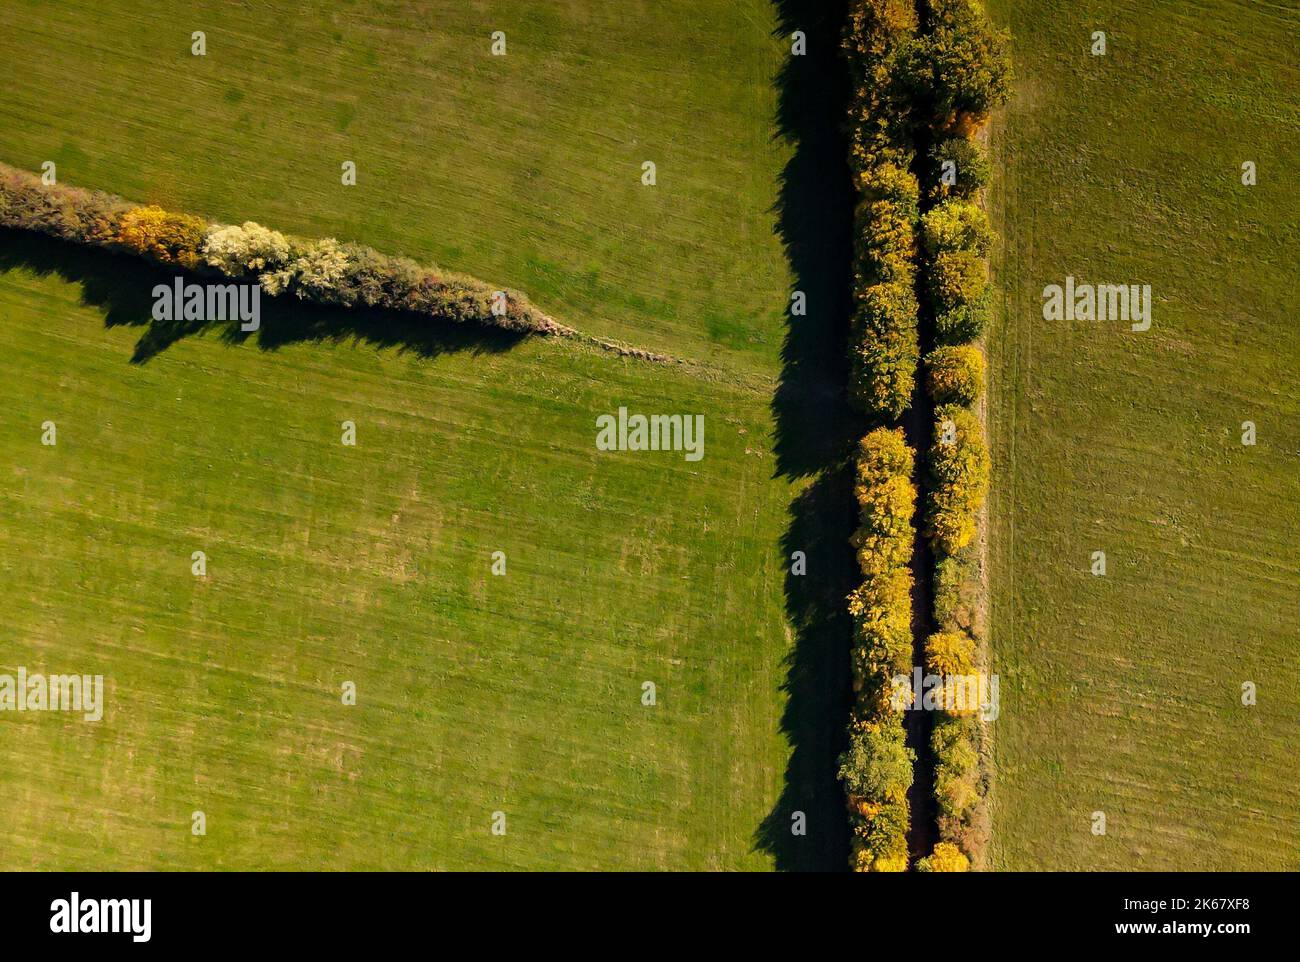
[986,0,1300,869]
[8,0,1293,874]
[0,0,794,372]
[0,1,858,869]
[0,240,805,870]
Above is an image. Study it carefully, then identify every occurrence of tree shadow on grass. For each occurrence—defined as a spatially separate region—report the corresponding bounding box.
[755,0,860,870]
[758,466,859,870]
[0,228,525,364]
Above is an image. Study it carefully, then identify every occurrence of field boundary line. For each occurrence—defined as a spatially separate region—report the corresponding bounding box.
[0,160,703,373]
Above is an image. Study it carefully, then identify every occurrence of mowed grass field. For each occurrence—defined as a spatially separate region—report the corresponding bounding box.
[0,0,793,372]
[0,2,845,869]
[986,0,1300,869]
[0,250,798,870]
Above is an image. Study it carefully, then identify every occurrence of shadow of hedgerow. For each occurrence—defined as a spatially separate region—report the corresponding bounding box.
[754,0,861,871]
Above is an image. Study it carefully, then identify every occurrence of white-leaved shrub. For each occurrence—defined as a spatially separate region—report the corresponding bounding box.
[202,221,291,275]
[284,237,351,299]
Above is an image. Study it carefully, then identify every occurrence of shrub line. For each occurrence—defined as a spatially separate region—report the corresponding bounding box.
[0,161,685,365]
[839,0,1010,873]
[838,0,922,873]
[911,0,1011,873]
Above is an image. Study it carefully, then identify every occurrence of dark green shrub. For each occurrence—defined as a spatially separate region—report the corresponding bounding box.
[935,288,992,344]
[928,137,991,200]
[840,720,915,803]
[901,0,1013,133]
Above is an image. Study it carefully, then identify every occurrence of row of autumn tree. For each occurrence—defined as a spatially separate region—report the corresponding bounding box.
[838,0,1009,872]
[0,162,561,335]
[917,0,1007,870]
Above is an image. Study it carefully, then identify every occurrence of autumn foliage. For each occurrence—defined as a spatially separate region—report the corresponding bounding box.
[926,137,991,202]
[852,428,917,578]
[911,0,1010,870]
[902,0,1013,135]
[925,344,986,406]
[0,165,128,245]
[840,3,926,866]
[839,428,918,871]
[921,199,992,258]
[839,0,1003,873]
[926,405,989,555]
[917,840,971,872]
[0,161,559,336]
[845,0,922,420]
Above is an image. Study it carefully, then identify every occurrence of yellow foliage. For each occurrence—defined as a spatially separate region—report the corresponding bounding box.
[853,477,915,578]
[919,842,971,872]
[872,853,910,872]
[926,344,986,406]
[929,249,987,313]
[926,631,976,677]
[857,427,914,483]
[857,160,920,208]
[927,405,990,555]
[114,205,205,268]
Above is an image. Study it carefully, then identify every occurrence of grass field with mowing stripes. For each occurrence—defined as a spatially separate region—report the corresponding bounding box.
[986,0,1300,870]
[0,0,795,373]
[0,0,865,869]
[0,239,823,869]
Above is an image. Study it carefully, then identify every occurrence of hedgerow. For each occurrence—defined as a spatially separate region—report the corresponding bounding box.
[842,0,1008,873]
[930,587,987,855]
[932,713,985,851]
[912,0,1009,871]
[848,568,914,711]
[0,165,129,245]
[0,161,561,335]
[852,421,917,579]
[926,405,989,555]
[845,0,922,421]
[933,542,984,639]
[900,0,1012,136]
[845,0,920,182]
[840,427,917,871]
[838,2,925,871]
